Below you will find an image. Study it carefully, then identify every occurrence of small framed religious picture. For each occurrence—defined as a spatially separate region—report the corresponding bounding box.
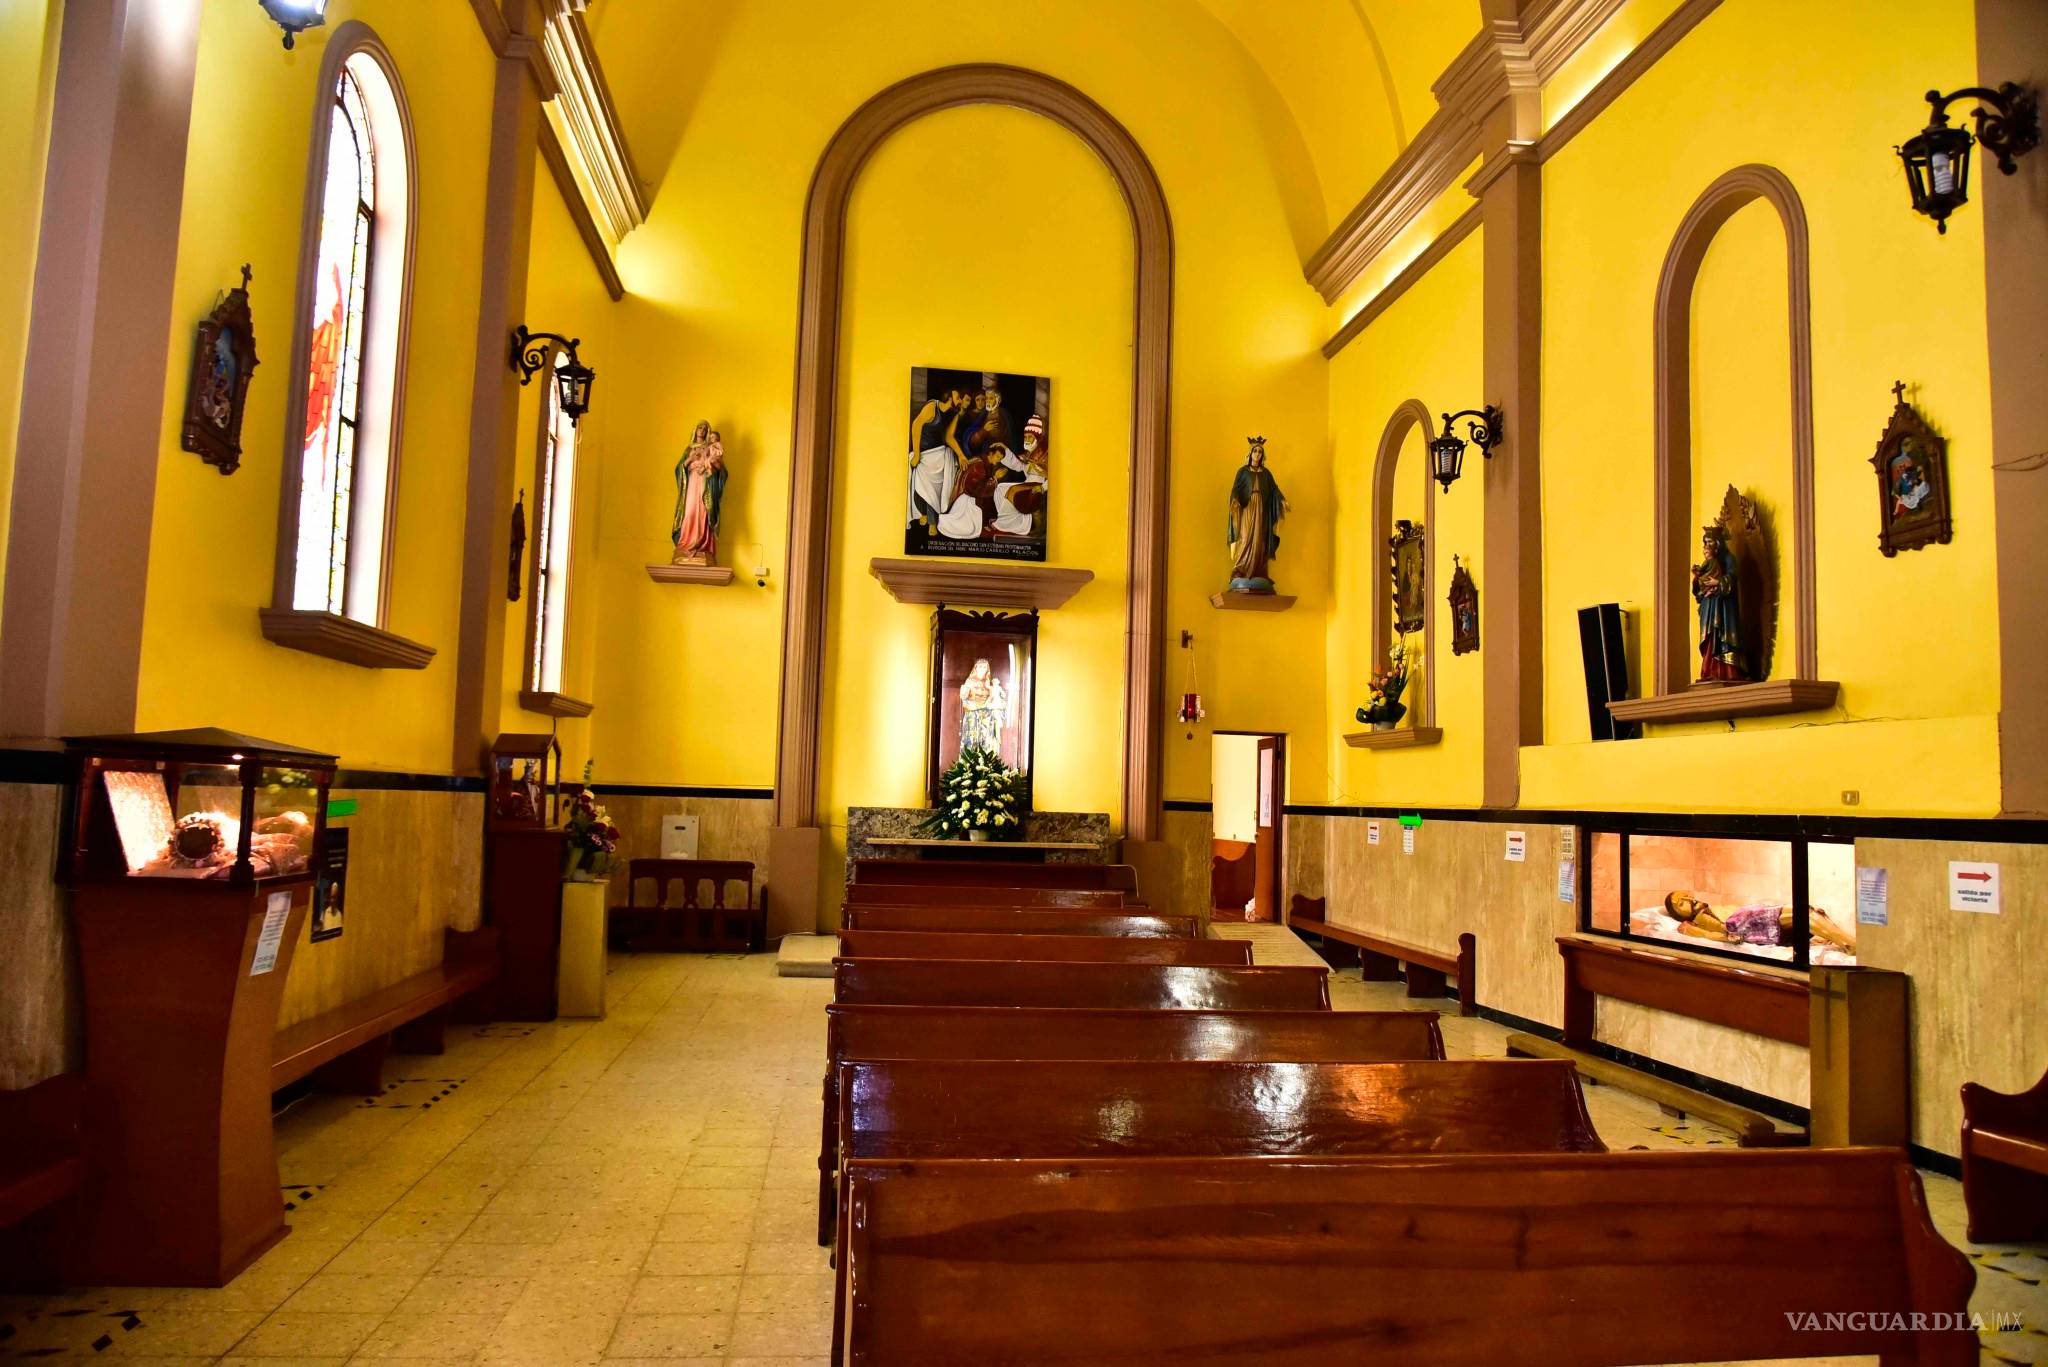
[310,826,348,943]
[905,366,1051,562]
[180,265,260,475]
[928,608,1038,803]
[1448,554,1479,655]
[1869,381,1952,556]
[1390,519,1426,636]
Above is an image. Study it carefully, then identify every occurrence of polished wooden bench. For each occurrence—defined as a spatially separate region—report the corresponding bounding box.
[1289,894,1476,1016]
[271,927,499,1094]
[611,858,761,953]
[836,929,1249,965]
[816,1004,1445,1244]
[843,884,1129,908]
[840,904,1195,937]
[0,1073,84,1231]
[850,858,1138,892]
[1962,1064,2048,1242]
[840,1148,1976,1366]
[832,959,1331,1011]
[830,1058,1603,1363]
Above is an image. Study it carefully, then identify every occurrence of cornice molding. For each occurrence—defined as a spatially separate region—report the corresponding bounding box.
[538,8,648,243]
[468,0,557,100]
[539,119,626,300]
[1322,205,1481,359]
[1536,0,1724,165]
[1304,0,1628,304]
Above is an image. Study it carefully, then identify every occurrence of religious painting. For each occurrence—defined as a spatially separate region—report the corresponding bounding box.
[180,266,259,475]
[1448,555,1478,655]
[905,366,1051,563]
[927,608,1038,803]
[310,827,348,943]
[1390,519,1426,636]
[1869,382,1952,556]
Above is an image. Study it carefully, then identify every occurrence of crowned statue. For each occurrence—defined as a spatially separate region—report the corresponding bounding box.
[1691,522,1748,682]
[958,658,1009,756]
[1227,436,1289,593]
[671,420,728,566]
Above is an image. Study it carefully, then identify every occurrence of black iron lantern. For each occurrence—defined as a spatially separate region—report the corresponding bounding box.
[1898,83,2039,234]
[1427,406,1503,492]
[257,0,328,49]
[510,326,596,426]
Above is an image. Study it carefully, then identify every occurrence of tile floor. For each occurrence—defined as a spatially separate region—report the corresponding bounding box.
[3,942,2044,1365]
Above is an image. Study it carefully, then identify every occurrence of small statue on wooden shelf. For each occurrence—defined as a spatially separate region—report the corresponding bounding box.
[1691,523,1748,682]
[1227,436,1288,593]
[671,420,728,566]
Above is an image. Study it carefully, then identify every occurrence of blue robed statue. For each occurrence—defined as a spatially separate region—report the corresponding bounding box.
[1227,436,1288,592]
[1691,523,1748,682]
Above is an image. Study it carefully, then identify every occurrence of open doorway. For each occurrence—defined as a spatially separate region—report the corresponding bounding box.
[1209,732,1283,923]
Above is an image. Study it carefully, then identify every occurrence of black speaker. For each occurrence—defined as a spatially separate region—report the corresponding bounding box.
[1577,603,1641,741]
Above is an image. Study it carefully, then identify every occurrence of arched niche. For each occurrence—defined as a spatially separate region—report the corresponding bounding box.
[1372,400,1437,728]
[773,64,1172,839]
[1651,164,1816,696]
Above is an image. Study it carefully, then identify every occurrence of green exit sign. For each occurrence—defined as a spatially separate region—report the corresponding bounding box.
[1398,813,1422,829]
[326,797,359,818]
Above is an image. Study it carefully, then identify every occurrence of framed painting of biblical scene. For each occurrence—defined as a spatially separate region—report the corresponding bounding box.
[1869,382,1952,557]
[905,366,1051,562]
[928,609,1038,803]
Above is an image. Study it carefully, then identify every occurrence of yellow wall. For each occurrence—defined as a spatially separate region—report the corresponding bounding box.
[818,105,1131,868]
[588,0,1333,817]
[135,0,497,772]
[494,166,620,781]
[1532,0,2000,815]
[0,0,60,639]
[1326,227,1484,807]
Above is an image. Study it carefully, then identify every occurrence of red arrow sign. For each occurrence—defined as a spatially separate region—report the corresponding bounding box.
[1957,871,1993,882]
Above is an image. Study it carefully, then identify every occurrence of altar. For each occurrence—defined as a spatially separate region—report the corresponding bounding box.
[846,806,1112,872]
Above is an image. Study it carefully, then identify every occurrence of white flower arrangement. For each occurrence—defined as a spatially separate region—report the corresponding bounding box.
[920,746,1027,841]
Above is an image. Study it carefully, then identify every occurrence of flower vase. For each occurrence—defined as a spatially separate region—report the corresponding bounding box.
[968,830,991,843]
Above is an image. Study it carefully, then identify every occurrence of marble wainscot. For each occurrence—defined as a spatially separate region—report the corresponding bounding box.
[846,807,1112,875]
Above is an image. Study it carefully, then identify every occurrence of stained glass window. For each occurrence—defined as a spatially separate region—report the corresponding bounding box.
[294,60,377,616]
[531,358,579,693]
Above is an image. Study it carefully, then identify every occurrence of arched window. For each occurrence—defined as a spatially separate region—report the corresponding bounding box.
[267,25,419,662]
[528,355,579,696]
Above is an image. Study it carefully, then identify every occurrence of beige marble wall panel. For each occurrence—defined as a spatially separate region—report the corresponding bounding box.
[278,788,485,1029]
[1154,807,1212,925]
[1282,813,1326,909]
[0,783,73,1087]
[1324,815,1574,1027]
[1855,837,2046,1154]
[599,793,774,909]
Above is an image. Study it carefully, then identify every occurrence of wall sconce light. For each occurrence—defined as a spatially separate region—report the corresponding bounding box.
[257,0,328,50]
[1897,83,2039,234]
[510,326,596,426]
[1427,406,1503,491]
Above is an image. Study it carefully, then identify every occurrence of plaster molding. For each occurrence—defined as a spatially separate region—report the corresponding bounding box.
[1305,0,1625,304]
[468,0,557,99]
[537,8,646,243]
[867,559,1094,610]
[258,609,435,669]
[1651,164,1816,698]
[1536,0,1724,165]
[1322,205,1482,359]
[539,119,625,301]
[775,64,1172,840]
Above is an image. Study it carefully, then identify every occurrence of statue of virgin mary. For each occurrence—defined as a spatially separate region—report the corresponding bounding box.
[959,658,1008,754]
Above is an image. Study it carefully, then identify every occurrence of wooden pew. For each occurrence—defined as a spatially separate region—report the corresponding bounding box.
[1961,1064,2048,1242]
[832,959,1331,1011]
[836,929,1249,965]
[843,884,1129,908]
[816,1004,1446,1244]
[271,927,499,1094]
[849,858,1138,892]
[829,1058,1606,1361]
[1290,893,1477,1017]
[840,1149,1977,1366]
[0,1074,84,1245]
[840,905,1196,937]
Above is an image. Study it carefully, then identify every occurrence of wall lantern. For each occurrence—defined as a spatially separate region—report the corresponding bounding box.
[1427,406,1503,492]
[510,326,596,426]
[1897,83,2039,234]
[257,0,328,50]
[1177,630,1205,737]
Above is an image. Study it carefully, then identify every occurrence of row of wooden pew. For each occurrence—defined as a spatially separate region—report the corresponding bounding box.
[821,857,1978,1365]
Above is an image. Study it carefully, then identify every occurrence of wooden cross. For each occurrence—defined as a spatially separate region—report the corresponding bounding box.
[1892,379,1907,404]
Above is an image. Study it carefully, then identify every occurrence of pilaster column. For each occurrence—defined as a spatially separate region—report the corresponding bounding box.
[0,0,201,739]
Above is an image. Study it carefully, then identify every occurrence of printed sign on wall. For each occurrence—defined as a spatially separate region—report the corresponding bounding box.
[1948,861,2000,914]
[1855,867,1889,927]
[250,891,292,975]
[1367,821,1381,847]
[1504,830,1527,862]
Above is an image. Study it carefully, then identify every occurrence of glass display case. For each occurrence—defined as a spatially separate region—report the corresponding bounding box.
[1582,826,1857,969]
[490,731,561,828]
[65,728,335,885]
